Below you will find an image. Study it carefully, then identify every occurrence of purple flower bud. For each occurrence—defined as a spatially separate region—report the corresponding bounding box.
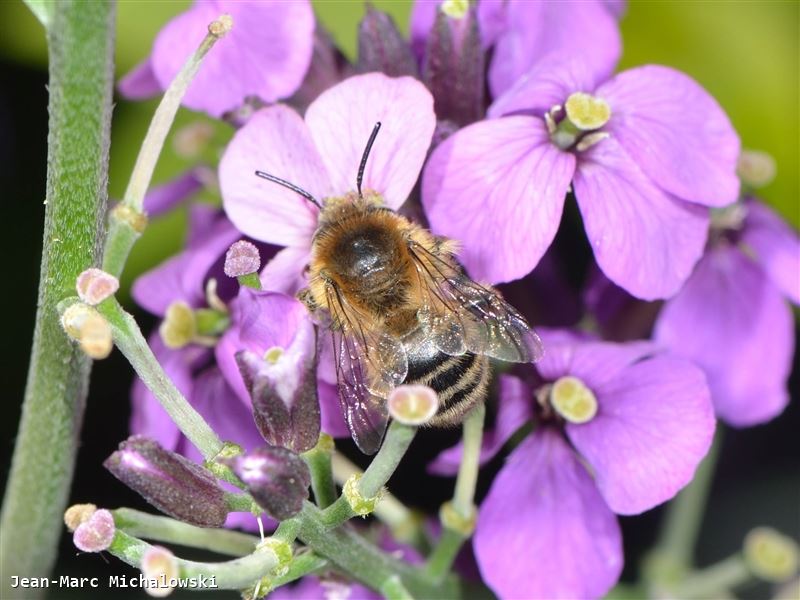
[423,5,485,126]
[356,5,417,77]
[223,445,311,521]
[73,508,115,553]
[224,240,261,278]
[235,319,320,453]
[104,436,228,528]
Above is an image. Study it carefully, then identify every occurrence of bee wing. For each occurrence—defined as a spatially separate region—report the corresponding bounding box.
[409,241,544,363]
[324,280,408,454]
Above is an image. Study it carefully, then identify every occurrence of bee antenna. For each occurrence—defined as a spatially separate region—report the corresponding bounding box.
[357,121,382,198]
[255,170,323,209]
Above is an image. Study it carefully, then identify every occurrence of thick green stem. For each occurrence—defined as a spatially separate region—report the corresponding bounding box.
[113,508,258,557]
[267,552,328,591]
[98,298,223,459]
[304,435,337,509]
[0,2,115,596]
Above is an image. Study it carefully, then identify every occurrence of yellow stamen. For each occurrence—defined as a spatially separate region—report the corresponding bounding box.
[159,301,197,349]
[565,92,611,131]
[550,376,598,424]
[441,0,469,19]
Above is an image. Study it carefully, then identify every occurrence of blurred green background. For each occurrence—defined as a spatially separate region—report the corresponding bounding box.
[0,0,797,295]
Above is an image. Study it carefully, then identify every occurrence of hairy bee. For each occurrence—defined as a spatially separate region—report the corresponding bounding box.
[256,123,543,454]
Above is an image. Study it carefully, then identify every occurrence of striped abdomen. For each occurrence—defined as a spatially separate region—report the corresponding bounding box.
[403,332,490,426]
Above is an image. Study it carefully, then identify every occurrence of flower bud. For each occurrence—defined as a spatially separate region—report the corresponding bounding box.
[222,445,311,521]
[235,320,320,453]
[104,436,228,528]
[76,268,119,305]
[141,545,179,597]
[64,503,97,532]
[744,527,799,582]
[387,385,439,425]
[224,241,261,278]
[73,508,115,553]
[60,303,113,359]
[422,3,484,126]
[356,5,417,77]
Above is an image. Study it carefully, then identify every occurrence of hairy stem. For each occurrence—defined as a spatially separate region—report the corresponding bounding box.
[113,508,258,557]
[267,552,328,591]
[304,435,337,509]
[98,298,223,459]
[0,2,115,596]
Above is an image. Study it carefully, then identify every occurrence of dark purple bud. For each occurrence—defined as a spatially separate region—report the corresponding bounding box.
[223,445,311,521]
[423,6,485,126]
[289,27,353,114]
[356,5,418,77]
[235,320,320,453]
[224,240,261,277]
[104,436,228,528]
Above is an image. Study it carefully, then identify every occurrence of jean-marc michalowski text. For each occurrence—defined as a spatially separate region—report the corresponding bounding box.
[9,574,218,590]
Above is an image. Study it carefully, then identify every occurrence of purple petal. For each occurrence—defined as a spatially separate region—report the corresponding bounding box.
[219,105,327,247]
[422,116,575,283]
[260,246,311,295]
[409,0,439,59]
[599,65,740,207]
[574,137,710,300]
[482,0,621,98]
[567,356,715,515]
[740,199,800,304]
[475,429,622,600]
[143,169,204,218]
[318,380,350,438]
[654,245,794,427]
[150,1,314,117]
[306,73,436,210]
[117,58,160,99]
[429,375,534,475]
[216,290,309,403]
[488,54,597,119]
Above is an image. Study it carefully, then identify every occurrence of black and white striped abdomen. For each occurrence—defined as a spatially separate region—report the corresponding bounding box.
[402,331,490,427]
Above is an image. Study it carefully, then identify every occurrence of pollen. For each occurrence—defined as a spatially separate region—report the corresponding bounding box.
[550,376,598,424]
[441,0,469,19]
[159,301,197,349]
[565,92,611,131]
[264,346,284,364]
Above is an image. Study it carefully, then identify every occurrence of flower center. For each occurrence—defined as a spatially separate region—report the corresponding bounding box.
[549,376,598,424]
[263,346,283,364]
[547,92,611,152]
[441,0,469,19]
[159,300,230,349]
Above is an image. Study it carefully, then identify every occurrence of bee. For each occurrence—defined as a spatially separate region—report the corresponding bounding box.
[255,123,543,454]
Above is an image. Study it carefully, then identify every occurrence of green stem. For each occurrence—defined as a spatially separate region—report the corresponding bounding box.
[267,552,328,591]
[97,298,223,459]
[102,14,231,278]
[304,435,337,509]
[112,508,258,557]
[425,404,485,581]
[110,530,279,590]
[657,429,723,570]
[0,2,115,596]
[322,421,417,526]
[675,555,751,598]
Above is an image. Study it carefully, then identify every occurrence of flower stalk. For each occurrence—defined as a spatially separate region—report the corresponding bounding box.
[0,1,115,595]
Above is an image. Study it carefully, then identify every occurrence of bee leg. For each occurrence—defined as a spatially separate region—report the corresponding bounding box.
[296,287,318,313]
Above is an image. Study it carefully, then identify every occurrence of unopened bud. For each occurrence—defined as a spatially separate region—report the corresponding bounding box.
[550,376,598,424]
[159,301,197,349]
[235,318,320,453]
[104,436,228,528]
[61,303,113,359]
[387,385,439,425]
[76,268,119,305]
[64,503,98,532]
[224,240,261,284]
[744,527,799,582]
[565,92,611,131]
[738,149,777,189]
[141,546,179,597]
[208,14,233,38]
[222,445,311,521]
[73,508,115,553]
[356,5,417,77]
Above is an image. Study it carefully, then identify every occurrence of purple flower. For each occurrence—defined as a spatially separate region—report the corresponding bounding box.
[219,73,436,292]
[410,0,622,98]
[654,199,798,427]
[431,331,715,599]
[118,0,315,118]
[422,57,740,299]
